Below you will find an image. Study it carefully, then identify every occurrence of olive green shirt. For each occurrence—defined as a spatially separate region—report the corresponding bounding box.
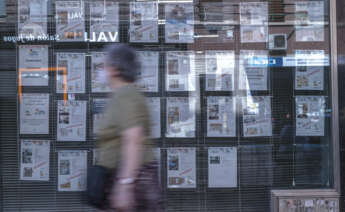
[96,85,154,169]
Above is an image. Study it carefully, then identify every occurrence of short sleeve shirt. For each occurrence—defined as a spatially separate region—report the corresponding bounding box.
[95,85,154,169]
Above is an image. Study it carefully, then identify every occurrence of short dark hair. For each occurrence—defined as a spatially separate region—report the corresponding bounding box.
[105,44,140,83]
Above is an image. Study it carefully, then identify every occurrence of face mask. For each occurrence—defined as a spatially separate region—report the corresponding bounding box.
[98,69,109,85]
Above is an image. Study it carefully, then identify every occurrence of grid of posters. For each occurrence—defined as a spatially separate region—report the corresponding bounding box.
[240,2,268,43]
[20,140,50,181]
[239,50,268,91]
[91,52,112,93]
[56,1,85,42]
[242,96,272,137]
[296,96,325,136]
[20,93,49,134]
[166,97,196,138]
[208,147,237,188]
[58,150,87,191]
[296,26,324,42]
[295,66,324,90]
[129,2,158,43]
[19,45,49,86]
[93,98,109,136]
[146,98,161,138]
[18,0,48,37]
[90,1,119,43]
[56,53,86,93]
[167,148,196,188]
[166,51,196,91]
[165,3,194,43]
[295,1,324,25]
[207,96,236,137]
[57,100,87,141]
[136,51,159,92]
[205,51,235,91]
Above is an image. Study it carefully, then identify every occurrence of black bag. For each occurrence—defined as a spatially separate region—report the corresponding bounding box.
[86,165,115,209]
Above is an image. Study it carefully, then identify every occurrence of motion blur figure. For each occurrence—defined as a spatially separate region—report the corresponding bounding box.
[95,44,163,212]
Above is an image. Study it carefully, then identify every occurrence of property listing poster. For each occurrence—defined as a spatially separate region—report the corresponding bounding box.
[56,53,86,93]
[58,150,87,191]
[146,98,161,138]
[296,96,325,136]
[295,50,327,68]
[208,147,237,188]
[56,1,85,42]
[166,97,196,138]
[57,100,87,141]
[242,96,272,137]
[166,51,196,92]
[296,26,324,42]
[18,0,48,37]
[205,51,235,91]
[165,3,194,43]
[295,66,324,90]
[136,51,159,92]
[240,26,268,43]
[129,2,158,43]
[239,50,268,91]
[295,1,324,25]
[91,52,112,93]
[19,45,49,86]
[90,1,119,42]
[20,140,50,181]
[240,2,268,43]
[20,93,49,134]
[167,148,196,188]
[93,98,109,136]
[207,96,236,137]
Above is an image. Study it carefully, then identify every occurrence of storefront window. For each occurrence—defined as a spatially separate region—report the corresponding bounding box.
[0,0,334,211]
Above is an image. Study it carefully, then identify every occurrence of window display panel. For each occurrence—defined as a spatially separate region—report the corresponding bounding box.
[19,45,49,86]
[91,52,112,93]
[56,53,86,94]
[166,51,196,92]
[18,0,48,37]
[55,0,85,42]
[129,2,158,43]
[89,1,119,43]
[165,3,194,43]
[92,98,109,136]
[205,51,235,91]
[146,97,161,139]
[136,51,159,92]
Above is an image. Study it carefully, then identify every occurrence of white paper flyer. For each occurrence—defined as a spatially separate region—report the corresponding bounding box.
[296,26,324,42]
[57,100,87,141]
[89,1,119,42]
[295,66,324,90]
[56,1,85,42]
[56,53,86,93]
[240,26,268,43]
[20,93,49,134]
[167,148,196,188]
[165,3,194,43]
[93,98,109,136]
[136,51,159,92]
[19,45,49,86]
[58,150,87,191]
[166,51,196,91]
[20,140,50,181]
[129,2,158,43]
[295,1,324,25]
[146,97,161,138]
[18,0,48,37]
[242,96,272,137]
[240,2,268,25]
[205,51,235,91]
[239,50,268,91]
[296,96,325,136]
[166,97,196,138]
[208,147,237,188]
[91,52,112,93]
[207,96,236,137]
